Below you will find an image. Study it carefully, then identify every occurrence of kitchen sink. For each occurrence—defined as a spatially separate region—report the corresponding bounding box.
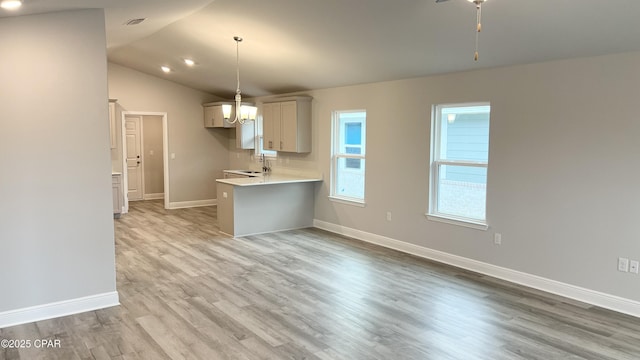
[236,170,262,174]
[223,170,263,178]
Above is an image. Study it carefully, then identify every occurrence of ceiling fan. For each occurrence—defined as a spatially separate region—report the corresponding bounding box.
[436,0,487,61]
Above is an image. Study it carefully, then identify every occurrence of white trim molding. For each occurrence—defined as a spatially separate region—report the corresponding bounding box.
[0,292,119,329]
[167,199,217,210]
[313,219,640,318]
[143,193,165,200]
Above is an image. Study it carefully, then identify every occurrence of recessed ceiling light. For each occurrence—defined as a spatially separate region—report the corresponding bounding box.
[161,66,171,73]
[1,0,22,10]
[184,58,195,66]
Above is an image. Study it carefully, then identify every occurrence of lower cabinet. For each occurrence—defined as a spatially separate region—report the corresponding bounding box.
[216,181,316,237]
[112,173,123,218]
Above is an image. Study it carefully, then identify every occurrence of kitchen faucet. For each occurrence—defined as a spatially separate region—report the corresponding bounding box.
[261,153,272,173]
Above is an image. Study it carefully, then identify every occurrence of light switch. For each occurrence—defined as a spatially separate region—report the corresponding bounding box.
[223,192,228,198]
[170,153,176,160]
[149,150,154,156]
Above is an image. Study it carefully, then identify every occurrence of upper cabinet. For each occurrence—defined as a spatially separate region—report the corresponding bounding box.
[236,120,255,150]
[203,102,234,128]
[263,96,312,153]
[109,99,117,149]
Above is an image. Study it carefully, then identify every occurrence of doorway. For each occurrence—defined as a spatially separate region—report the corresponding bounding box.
[121,111,169,213]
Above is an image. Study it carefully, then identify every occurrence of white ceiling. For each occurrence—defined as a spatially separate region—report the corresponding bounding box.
[4,0,640,98]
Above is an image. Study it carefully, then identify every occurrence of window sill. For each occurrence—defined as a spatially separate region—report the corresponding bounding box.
[426,213,488,231]
[329,196,365,207]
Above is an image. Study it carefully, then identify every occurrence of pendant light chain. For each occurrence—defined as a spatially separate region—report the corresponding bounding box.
[473,0,484,61]
[235,36,241,100]
[435,0,487,62]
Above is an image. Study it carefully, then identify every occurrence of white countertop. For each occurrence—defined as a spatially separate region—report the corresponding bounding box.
[217,173,322,187]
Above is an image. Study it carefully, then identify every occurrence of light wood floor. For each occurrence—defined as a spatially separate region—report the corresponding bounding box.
[2,200,640,360]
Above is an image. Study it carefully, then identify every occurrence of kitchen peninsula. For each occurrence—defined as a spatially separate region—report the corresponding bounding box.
[216,173,322,237]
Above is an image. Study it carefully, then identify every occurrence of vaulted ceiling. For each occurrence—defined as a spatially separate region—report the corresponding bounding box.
[4,0,640,98]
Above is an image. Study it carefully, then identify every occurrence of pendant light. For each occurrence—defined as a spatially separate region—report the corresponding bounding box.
[223,36,257,125]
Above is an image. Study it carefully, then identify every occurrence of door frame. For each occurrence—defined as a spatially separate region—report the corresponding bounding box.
[120,111,169,213]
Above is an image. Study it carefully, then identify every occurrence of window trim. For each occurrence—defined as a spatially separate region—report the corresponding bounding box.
[254,113,277,159]
[330,109,366,205]
[428,102,490,229]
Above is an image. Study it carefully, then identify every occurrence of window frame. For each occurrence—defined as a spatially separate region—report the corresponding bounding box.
[330,109,366,206]
[427,102,490,230]
[254,112,277,159]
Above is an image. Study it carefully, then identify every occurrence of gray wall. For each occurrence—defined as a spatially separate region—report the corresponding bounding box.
[231,51,640,303]
[108,63,228,203]
[142,115,164,196]
[0,10,117,311]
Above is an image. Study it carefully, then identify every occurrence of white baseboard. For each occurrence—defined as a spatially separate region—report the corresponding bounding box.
[143,193,165,200]
[0,291,120,329]
[167,199,216,209]
[313,219,640,318]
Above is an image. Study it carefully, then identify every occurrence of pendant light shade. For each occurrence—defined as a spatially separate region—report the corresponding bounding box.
[222,104,232,119]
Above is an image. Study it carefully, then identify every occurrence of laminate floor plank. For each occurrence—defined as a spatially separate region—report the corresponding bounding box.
[2,199,640,359]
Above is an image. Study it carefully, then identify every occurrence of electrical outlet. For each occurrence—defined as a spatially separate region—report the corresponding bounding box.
[618,257,630,272]
[386,211,392,221]
[630,260,639,274]
[494,233,502,245]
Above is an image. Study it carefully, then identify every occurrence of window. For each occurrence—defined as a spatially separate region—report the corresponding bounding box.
[429,103,490,228]
[255,114,277,158]
[331,110,366,204]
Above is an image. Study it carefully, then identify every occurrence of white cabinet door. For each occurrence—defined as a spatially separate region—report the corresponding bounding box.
[112,174,122,216]
[203,106,215,127]
[280,101,298,152]
[204,104,234,128]
[262,102,277,151]
[262,97,311,153]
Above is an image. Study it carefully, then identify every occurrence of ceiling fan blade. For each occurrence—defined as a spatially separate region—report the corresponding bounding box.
[435,0,450,3]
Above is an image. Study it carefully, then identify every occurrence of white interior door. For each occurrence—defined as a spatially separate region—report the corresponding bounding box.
[125,116,143,201]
